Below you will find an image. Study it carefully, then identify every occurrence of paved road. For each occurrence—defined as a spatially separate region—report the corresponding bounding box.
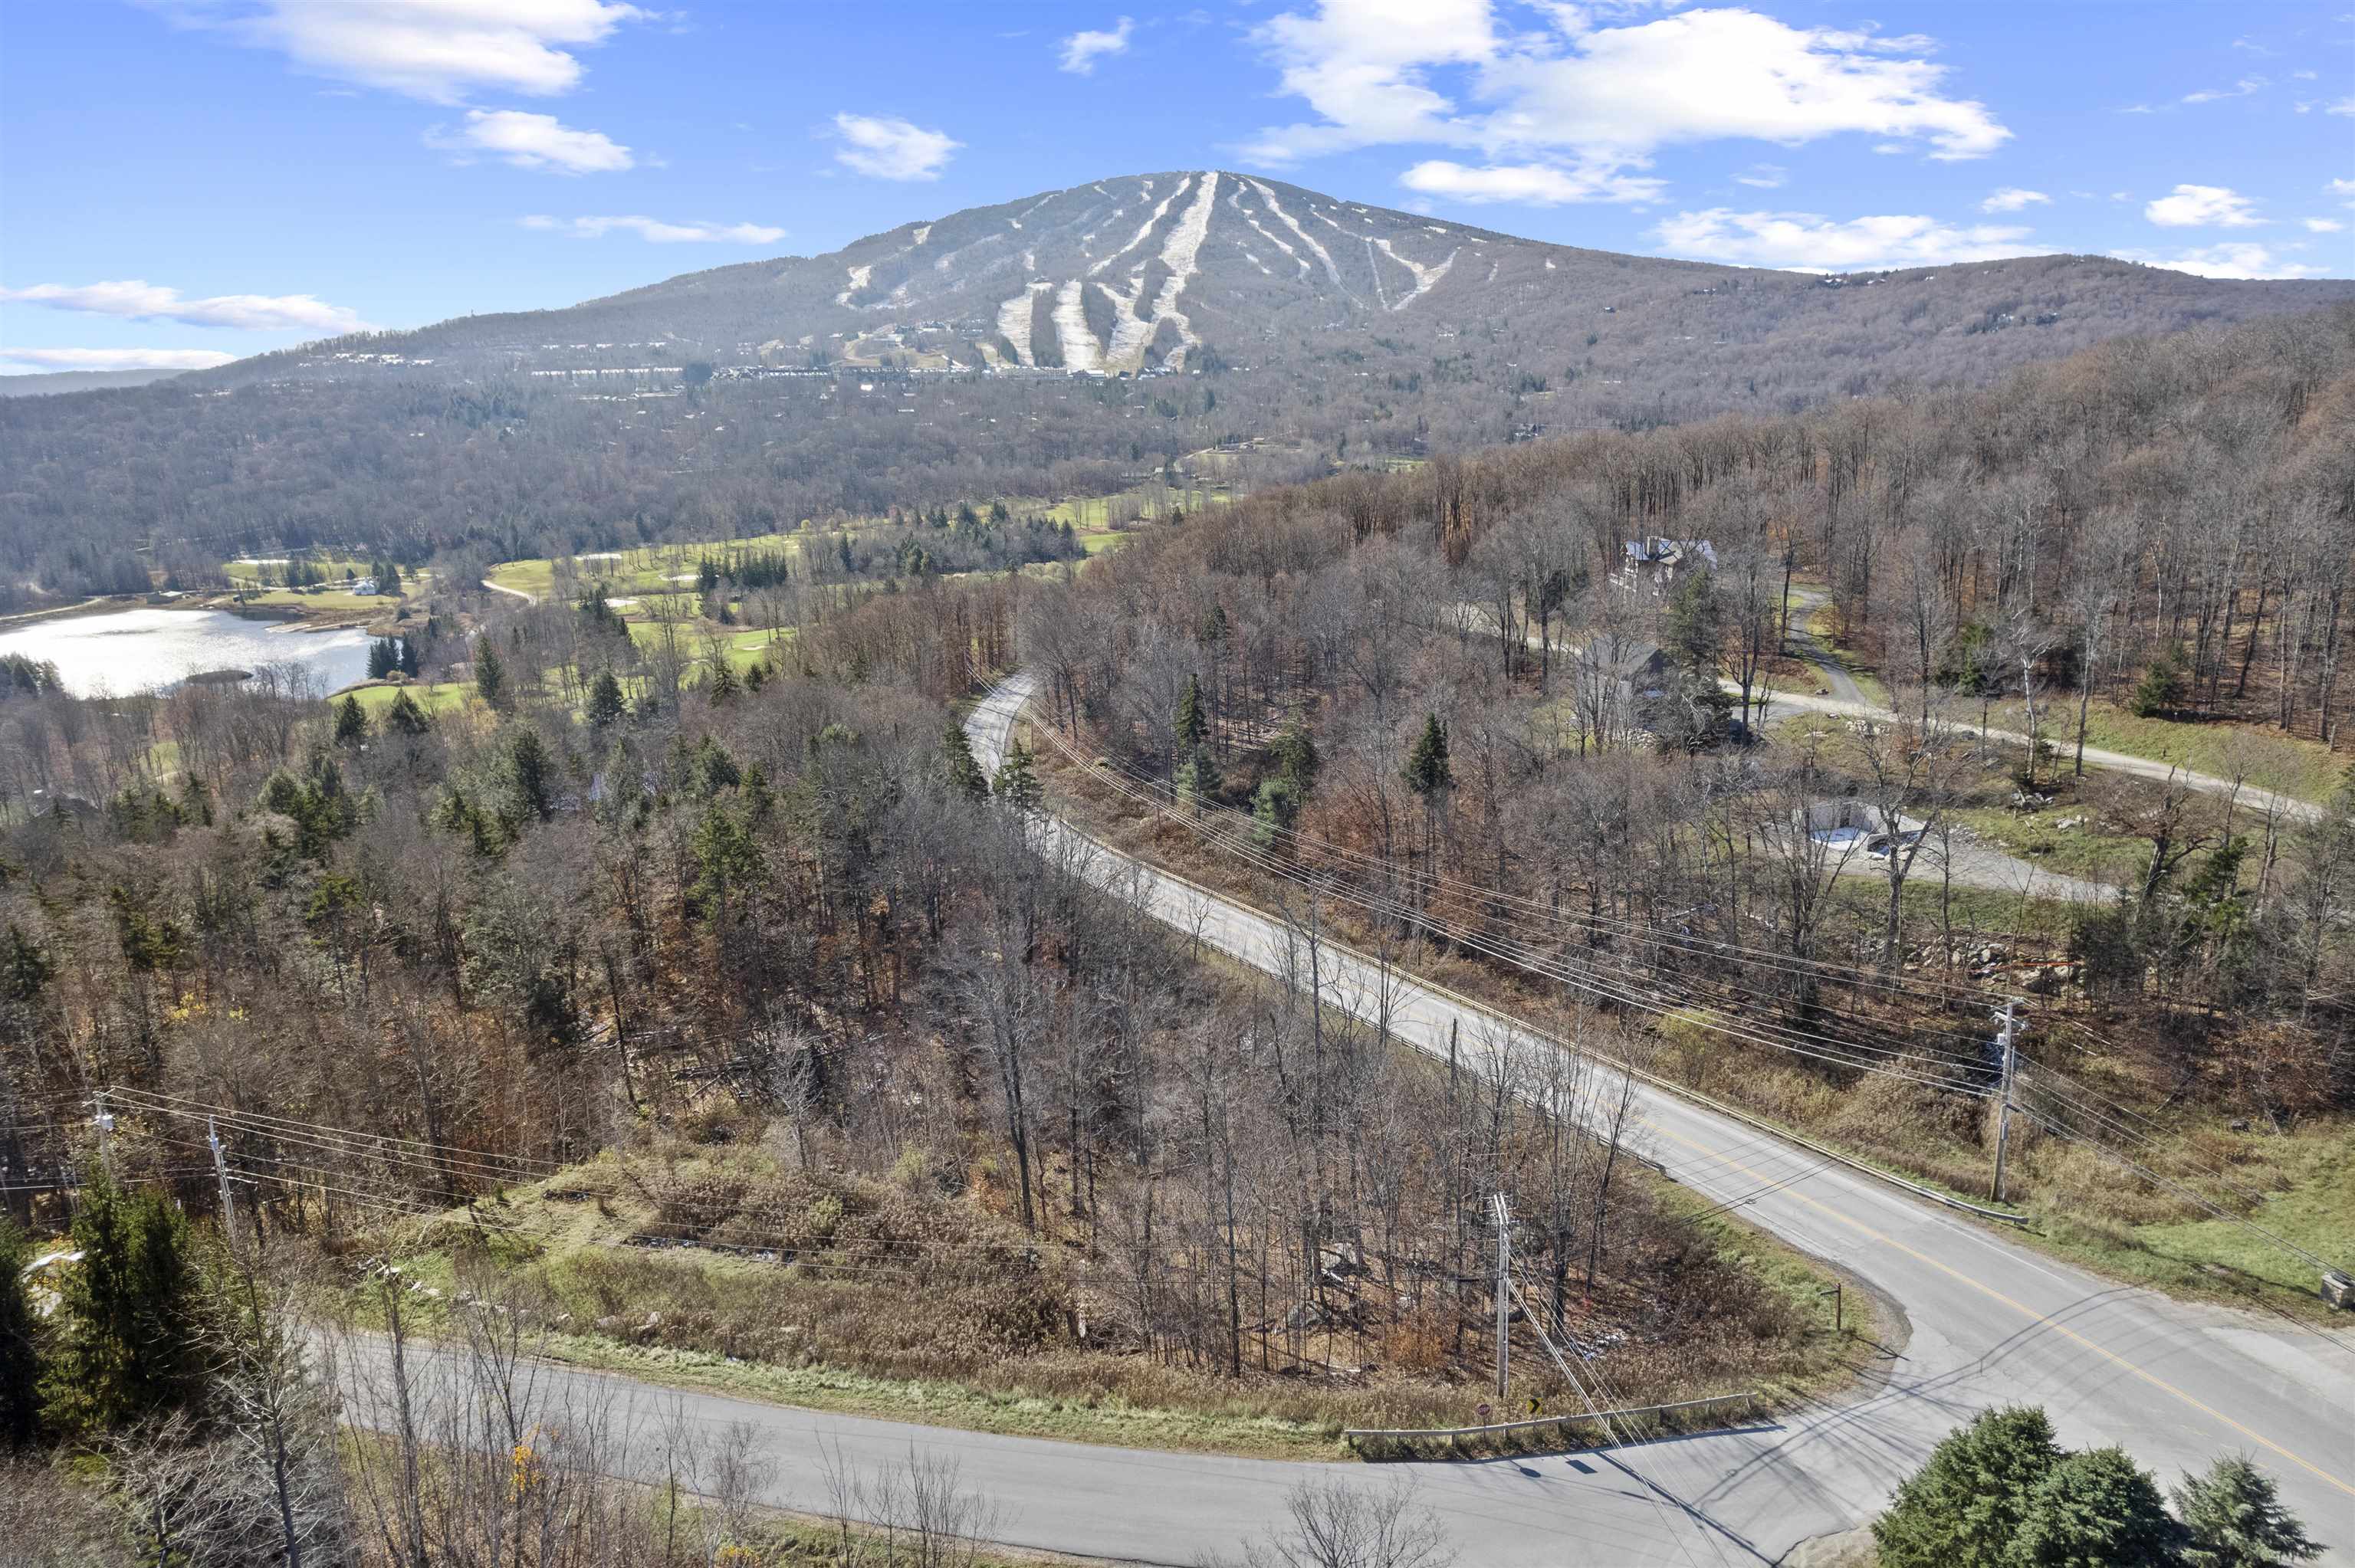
[481,576,537,602]
[1746,687,2324,827]
[329,674,2350,1565]
[965,675,2355,1564]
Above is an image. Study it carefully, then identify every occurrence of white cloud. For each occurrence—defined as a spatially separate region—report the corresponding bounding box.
[0,347,238,372]
[2144,184,2263,228]
[1733,162,1787,189]
[2182,75,2266,104]
[520,215,785,244]
[1059,17,1134,74]
[1653,208,2039,270]
[829,113,961,180]
[1980,186,2050,213]
[1399,159,1663,205]
[208,0,645,103]
[0,279,372,332]
[432,109,632,173]
[2329,97,2355,116]
[2118,244,2323,280]
[2306,218,2346,233]
[1242,2,2008,203]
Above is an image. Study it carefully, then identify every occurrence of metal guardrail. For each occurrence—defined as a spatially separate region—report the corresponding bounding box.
[1343,1391,1759,1444]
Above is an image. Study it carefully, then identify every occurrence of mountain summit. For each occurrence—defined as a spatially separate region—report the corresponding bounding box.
[294,170,2350,419]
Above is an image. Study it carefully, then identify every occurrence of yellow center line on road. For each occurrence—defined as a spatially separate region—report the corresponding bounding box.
[1641,1112,2355,1499]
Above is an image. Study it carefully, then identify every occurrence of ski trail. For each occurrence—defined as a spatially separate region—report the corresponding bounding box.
[1089,176,1189,277]
[1244,177,1350,299]
[1235,241,1271,277]
[1363,238,1391,310]
[1138,169,1217,368]
[1052,279,1103,372]
[1233,186,1310,276]
[911,225,931,245]
[834,264,872,307]
[997,280,1053,367]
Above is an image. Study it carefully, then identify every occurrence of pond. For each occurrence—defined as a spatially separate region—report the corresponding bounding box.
[0,608,374,698]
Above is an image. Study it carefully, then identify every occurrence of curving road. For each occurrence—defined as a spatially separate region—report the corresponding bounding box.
[350,674,2350,1565]
[962,674,2354,1564]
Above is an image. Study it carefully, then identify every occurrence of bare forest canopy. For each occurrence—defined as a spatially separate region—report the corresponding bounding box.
[1000,305,2355,1152]
[3,172,2350,609]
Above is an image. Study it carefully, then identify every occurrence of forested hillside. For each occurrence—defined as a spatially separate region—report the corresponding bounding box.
[1003,304,2355,1281]
[3,172,2348,611]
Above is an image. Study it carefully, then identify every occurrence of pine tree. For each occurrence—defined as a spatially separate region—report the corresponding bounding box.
[333,694,368,746]
[1663,567,1726,677]
[1402,713,1452,799]
[397,635,420,677]
[1274,718,1321,798]
[994,739,1041,813]
[366,636,396,680]
[0,1221,41,1448]
[707,657,739,704]
[473,632,507,712]
[1874,1406,2062,1567]
[383,688,430,736]
[2008,1447,2181,1568]
[586,670,625,729]
[1177,743,1222,815]
[2173,1456,2321,1568]
[941,723,990,802]
[47,1176,209,1435]
[2132,645,2189,718]
[505,729,557,822]
[379,559,402,594]
[1252,776,1301,847]
[1174,672,1208,752]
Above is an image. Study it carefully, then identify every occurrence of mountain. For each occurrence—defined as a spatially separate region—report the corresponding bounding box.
[0,366,189,398]
[256,169,2349,419]
[5,172,2349,605]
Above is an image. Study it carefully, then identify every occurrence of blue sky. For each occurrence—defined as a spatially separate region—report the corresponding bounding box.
[4,0,2350,373]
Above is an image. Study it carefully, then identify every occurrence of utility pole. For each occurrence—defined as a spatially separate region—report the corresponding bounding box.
[1989,999,2024,1204]
[1491,1192,1512,1400]
[209,1117,238,1252]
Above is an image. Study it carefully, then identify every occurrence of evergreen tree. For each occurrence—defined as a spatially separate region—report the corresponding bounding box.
[1274,718,1321,798]
[1177,743,1222,815]
[1252,776,1302,847]
[994,739,1042,813]
[0,1221,41,1448]
[1874,1406,2062,1568]
[707,656,739,704]
[333,694,368,746]
[2173,1456,2321,1568]
[379,559,402,594]
[1174,672,1208,752]
[366,636,397,680]
[2008,1447,2181,1568]
[1663,567,1726,677]
[2132,645,2189,718]
[396,635,420,677]
[504,729,558,822]
[586,669,626,729]
[473,632,507,712]
[47,1177,209,1435]
[383,688,430,736]
[1402,713,1453,799]
[941,723,990,802]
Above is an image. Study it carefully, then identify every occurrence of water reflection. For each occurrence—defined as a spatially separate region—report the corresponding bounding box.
[0,609,374,698]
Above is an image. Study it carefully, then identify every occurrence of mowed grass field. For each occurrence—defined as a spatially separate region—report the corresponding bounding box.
[483,474,1237,599]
